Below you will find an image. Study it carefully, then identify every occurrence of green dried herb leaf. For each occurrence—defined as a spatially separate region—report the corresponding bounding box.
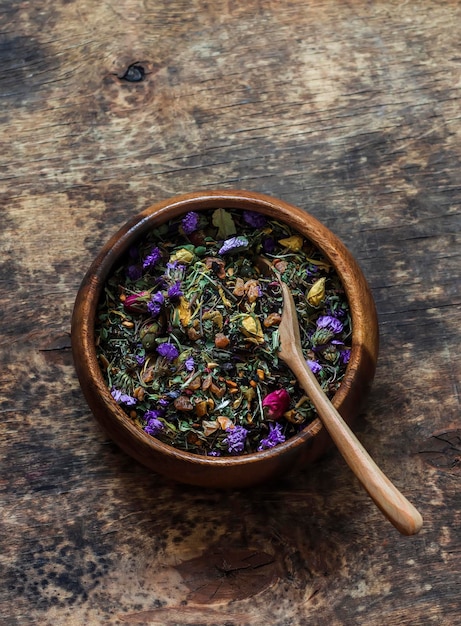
[212,208,237,238]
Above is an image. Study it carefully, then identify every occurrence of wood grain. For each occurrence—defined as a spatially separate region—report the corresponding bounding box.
[1,1,460,624]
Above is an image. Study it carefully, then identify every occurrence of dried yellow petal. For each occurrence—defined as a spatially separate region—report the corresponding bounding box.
[305,257,331,271]
[195,400,209,418]
[217,416,233,430]
[284,409,305,425]
[244,387,256,403]
[307,277,326,307]
[232,397,243,409]
[202,310,223,329]
[176,297,191,326]
[202,420,219,435]
[240,314,265,344]
[218,285,232,308]
[169,248,194,264]
[278,235,304,251]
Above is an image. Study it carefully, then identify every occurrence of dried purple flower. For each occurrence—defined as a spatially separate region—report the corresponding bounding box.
[143,247,162,270]
[306,264,319,278]
[127,264,142,280]
[316,315,344,334]
[243,210,266,228]
[143,411,164,436]
[307,359,322,374]
[167,281,183,300]
[144,409,163,420]
[156,342,179,361]
[262,237,276,253]
[325,301,346,318]
[185,356,195,371]
[218,236,249,255]
[224,425,248,454]
[111,389,137,406]
[340,349,351,364]
[182,211,200,234]
[135,354,145,366]
[166,261,186,280]
[147,291,164,316]
[129,245,139,259]
[208,450,222,457]
[258,422,286,451]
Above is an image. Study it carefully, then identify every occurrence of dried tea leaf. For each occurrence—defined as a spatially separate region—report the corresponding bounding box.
[212,208,237,238]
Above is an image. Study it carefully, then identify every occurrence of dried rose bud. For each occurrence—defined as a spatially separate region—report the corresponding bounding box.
[123,291,149,313]
[306,277,326,307]
[140,322,161,351]
[262,389,291,420]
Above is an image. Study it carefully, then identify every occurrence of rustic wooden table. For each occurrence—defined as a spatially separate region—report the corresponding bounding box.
[1,1,460,624]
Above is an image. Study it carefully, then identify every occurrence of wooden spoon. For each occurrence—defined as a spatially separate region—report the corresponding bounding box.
[259,258,423,535]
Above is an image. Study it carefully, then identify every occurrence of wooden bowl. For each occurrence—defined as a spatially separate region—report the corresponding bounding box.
[71,190,379,488]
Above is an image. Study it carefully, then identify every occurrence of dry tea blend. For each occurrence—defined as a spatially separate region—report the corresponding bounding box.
[96,208,351,456]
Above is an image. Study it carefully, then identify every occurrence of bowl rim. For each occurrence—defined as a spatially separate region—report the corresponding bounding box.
[71,189,379,468]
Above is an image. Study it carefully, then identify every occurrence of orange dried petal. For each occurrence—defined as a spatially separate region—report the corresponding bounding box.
[217,416,233,430]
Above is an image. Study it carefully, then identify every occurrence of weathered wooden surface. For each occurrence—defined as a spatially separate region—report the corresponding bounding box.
[1,1,460,624]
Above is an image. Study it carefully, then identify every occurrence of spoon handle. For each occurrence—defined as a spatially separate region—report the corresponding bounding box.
[287,351,423,535]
